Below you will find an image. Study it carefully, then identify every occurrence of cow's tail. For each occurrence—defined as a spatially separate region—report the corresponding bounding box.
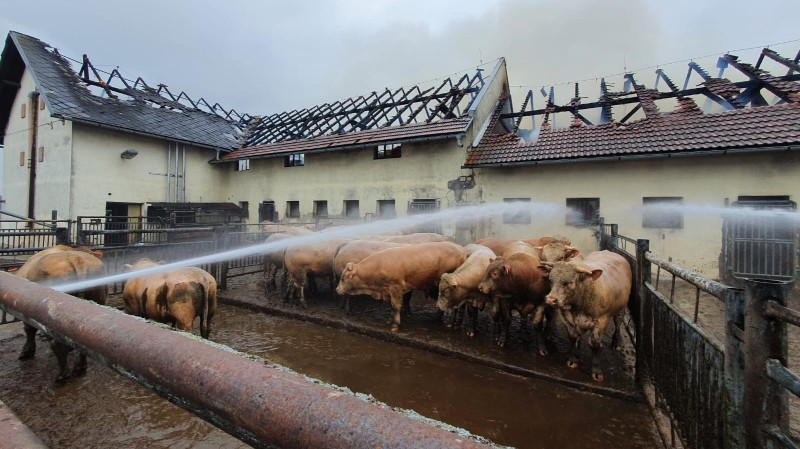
[197,282,210,339]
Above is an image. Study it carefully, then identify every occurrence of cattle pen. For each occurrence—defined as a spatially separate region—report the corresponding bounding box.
[0,216,797,448]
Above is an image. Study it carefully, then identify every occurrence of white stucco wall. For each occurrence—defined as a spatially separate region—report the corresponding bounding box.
[2,68,73,221]
[225,138,477,226]
[476,151,800,278]
[70,125,230,218]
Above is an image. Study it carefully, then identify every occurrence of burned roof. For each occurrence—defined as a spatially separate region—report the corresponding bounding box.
[0,31,246,149]
[466,48,800,167]
[219,70,487,161]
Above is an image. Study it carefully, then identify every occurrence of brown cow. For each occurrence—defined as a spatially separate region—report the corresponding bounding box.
[437,244,495,337]
[263,233,293,295]
[478,251,550,354]
[16,248,107,383]
[122,259,217,339]
[383,233,447,244]
[284,239,349,307]
[535,242,582,263]
[332,240,410,313]
[540,250,632,381]
[336,242,467,332]
[476,236,570,256]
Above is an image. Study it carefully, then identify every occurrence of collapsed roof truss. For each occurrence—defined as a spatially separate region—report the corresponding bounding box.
[502,47,800,126]
[244,71,485,147]
[76,53,250,123]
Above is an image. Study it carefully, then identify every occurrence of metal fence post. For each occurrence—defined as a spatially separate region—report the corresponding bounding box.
[635,239,650,386]
[610,224,619,251]
[724,286,746,449]
[597,217,605,248]
[55,227,69,245]
[742,279,790,449]
[213,225,230,290]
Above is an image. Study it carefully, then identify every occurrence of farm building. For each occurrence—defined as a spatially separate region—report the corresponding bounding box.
[0,30,798,281]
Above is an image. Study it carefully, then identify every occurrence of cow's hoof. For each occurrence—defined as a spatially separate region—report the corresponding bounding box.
[537,348,548,357]
[390,324,400,333]
[18,350,35,361]
[496,341,505,348]
[466,331,475,337]
[592,372,605,382]
[567,360,579,369]
[445,323,453,329]
[54,374,70,385]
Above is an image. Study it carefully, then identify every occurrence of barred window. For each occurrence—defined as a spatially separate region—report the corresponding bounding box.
[503,198,531,225]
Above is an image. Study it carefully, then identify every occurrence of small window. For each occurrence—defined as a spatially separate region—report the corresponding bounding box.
[566,198,599,226]
[314,200,328,218]
[643,197,683,229]
[374,143,401,159]
[235,159,250,171]
[344,200,360,218]
[239,201,249,218]
[285,154,305,167]
[377,200,396,218]
[20,103,26,119]
[19,151,25,166]
[259,201,276,222]
[286,201,300,218]
[38,146,44,163]
[503,198,531,225]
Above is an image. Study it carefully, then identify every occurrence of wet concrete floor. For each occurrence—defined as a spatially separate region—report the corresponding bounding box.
[0,290,662,449]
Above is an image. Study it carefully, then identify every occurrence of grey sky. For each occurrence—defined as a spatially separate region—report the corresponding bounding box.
[2,0,799,116]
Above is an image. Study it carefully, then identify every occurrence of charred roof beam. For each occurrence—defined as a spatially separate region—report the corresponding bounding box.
[724,53,800,103]
[624,73,660,118]
[598,78,614,123]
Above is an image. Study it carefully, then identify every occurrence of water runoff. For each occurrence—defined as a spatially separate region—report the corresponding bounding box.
[48,200,800,294]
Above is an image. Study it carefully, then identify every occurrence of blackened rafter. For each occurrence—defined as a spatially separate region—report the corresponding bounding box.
[501,47,800,123]
[243,70,485,147]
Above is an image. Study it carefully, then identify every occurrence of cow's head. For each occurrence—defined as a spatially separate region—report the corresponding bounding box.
[335,262,358,295]
[540,261,602,308]
[436,273,459,311]
[478,257,509,294]
[536,242,580,263]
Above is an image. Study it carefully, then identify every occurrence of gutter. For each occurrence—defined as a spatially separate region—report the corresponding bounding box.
[462,144,800,169]
[210,132,467,164]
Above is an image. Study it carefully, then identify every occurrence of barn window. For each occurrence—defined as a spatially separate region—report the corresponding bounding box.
[377,200,396,218]
[20,103,26,118]
[259,201,277,222]
[235,159,250,171]
[344,200,360,218]
[642,197,684,229]
[286,201,300,218]
[503,198,531,225]
[314,200,328,218]
[285,153,305,167]
[566,198,599,226]
[374,143,401,159]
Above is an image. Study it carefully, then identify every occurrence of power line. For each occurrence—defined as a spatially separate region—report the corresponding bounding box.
[509,37,800,90]
[3,119,66,138]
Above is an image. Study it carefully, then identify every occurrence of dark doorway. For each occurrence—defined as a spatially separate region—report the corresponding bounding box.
[105,202,130,246]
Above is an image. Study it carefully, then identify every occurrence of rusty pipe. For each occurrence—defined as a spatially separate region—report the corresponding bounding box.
[0,272,495,449]
[0,398,49,449]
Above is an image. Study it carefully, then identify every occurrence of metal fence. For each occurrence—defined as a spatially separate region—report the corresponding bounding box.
[600,223,798,449]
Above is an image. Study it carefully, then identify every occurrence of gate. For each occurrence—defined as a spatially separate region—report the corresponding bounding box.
[407,199,441,234]
[724,197,797,282]
[600,222,799,449]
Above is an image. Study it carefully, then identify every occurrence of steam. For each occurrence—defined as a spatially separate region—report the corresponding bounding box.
[51,201,566,293]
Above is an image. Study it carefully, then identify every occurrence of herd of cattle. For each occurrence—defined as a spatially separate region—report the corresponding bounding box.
[264,226,633,382]
[8,226,632,384]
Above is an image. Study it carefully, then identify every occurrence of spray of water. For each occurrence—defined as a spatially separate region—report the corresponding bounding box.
[636,203,800,222]
[50,201,566,294]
